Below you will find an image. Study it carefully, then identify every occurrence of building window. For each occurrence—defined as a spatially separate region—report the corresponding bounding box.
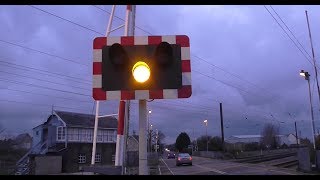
[36,131,39,136]
[97,130,103,142]
[80,129,85,142]
[109,130,114,142]
[87,129,93,142]
[57,126,66,141]
[103,130,116,142]
[113,131,117,142]
[78,154,86,164]
[68,128,79,142]
[79,129,93,142]
[95,153,101,163]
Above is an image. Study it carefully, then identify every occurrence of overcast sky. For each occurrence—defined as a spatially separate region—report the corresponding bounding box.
[1,5,320,144]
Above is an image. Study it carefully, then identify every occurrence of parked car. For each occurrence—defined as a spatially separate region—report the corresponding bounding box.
[176,153,192,166]
[167,152,176,159]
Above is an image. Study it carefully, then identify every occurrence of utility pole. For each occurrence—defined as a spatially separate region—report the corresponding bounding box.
[306,10,320,113]
[295,121,299,145]
[306,72,317,151]
[289,113,299,145]
[192,128,195,152]
[220,103,225,151]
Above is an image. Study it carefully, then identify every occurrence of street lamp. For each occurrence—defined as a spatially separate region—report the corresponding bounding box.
[300,70,317,150]
[203,120,208,152]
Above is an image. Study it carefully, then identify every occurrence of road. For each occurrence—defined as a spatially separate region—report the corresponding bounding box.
[159,156,305,175]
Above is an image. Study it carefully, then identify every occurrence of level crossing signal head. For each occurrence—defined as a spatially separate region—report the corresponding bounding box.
[92,35,192,100]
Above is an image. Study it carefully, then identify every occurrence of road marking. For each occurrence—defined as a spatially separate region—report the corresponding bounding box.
[193,164,227,175]
[158,165,162,175]
[231,163,295,175]
[160,158,174,175]
[267,169,295,175]
[196,156,297,175]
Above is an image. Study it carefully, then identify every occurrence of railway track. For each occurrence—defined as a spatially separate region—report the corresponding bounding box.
[234,152,296,163]
[274,160,298,168]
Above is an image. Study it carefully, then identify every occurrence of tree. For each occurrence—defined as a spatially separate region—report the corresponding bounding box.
[166,143,175,151]
[300,137,312,148]
[0,122,4,135]
[196,136,223,151]
[315,135,320,150]
[209,136,223,151]
[196,135,210,151]
[244,142,260,151]
[175,132,191,152]
[260,123,280,149]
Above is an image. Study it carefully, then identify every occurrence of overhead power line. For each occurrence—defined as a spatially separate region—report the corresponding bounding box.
[0,39,88,67]
[5,88,93,104]
[29,5,105,36]
[193,69,264,98]
[269,5,312,60]
[0,99,91,112]
[6,5,289,118]
[91,5,153,35]
[0,62,91,85]
[0,78,91,97]
[0,58,91,83]
[0,69,90,91]
[28,5,281,103]
[263,6,315,67]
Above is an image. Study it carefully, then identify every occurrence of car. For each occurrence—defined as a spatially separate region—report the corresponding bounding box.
[176,153,192,166]
[167,152,176,159]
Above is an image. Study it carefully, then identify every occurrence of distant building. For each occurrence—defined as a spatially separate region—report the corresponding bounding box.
[225,133,299,151]
[225,134,299,145]
[16,110,118,174]
[277,134,300,146]
[12,133,32,150]
[225,135,262,144]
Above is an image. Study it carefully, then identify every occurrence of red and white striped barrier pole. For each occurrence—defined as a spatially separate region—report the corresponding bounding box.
[115,100,125,166]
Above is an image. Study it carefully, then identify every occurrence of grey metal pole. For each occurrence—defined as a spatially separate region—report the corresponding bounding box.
[206,125,208,152]
[122,5,136,174]
[305,11,320,112]
[307,76,316,150]
[147,113,150,152]
[295,121,299,145]
[156,129,158,152]
[91,101,99,165]
[139,100,148,175]
[220,103,225,151]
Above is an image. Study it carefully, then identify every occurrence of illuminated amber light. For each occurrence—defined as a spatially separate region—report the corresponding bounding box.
[132,61,150,83]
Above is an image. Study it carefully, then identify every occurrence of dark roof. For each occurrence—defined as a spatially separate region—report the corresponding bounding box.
[55,110,118,129]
